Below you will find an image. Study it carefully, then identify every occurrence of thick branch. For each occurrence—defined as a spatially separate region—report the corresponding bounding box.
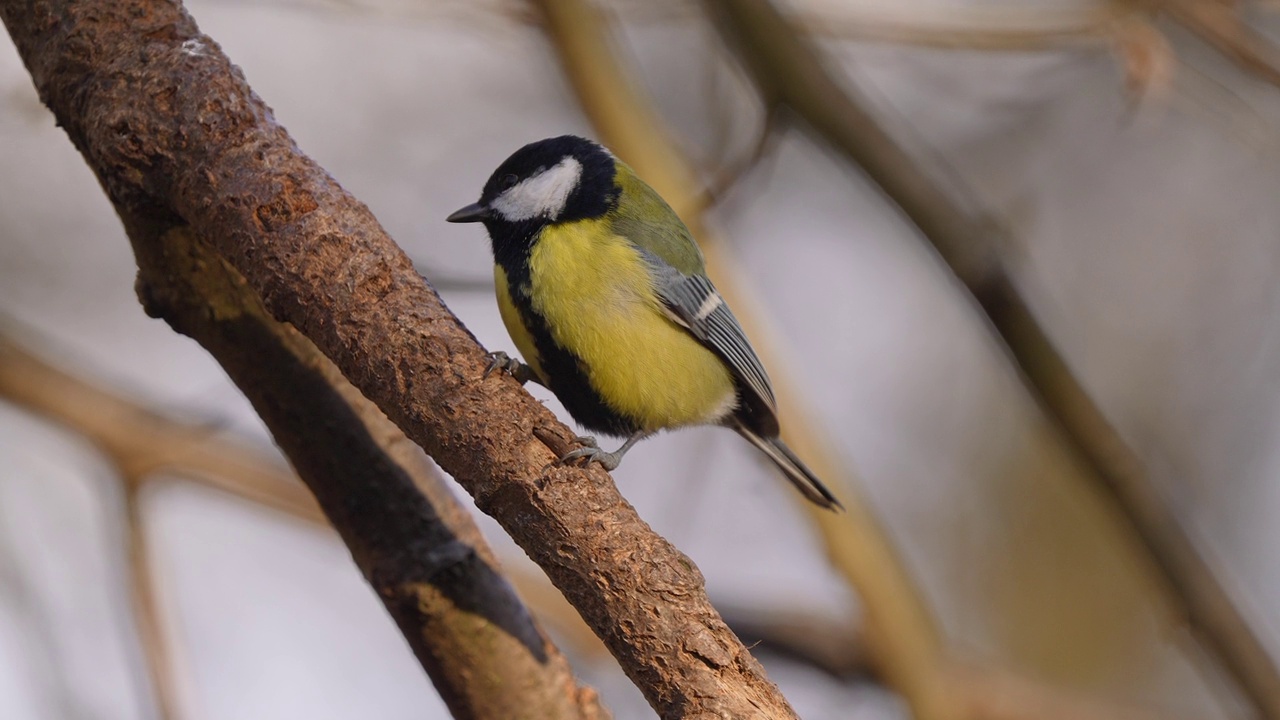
[0,1,798,716]
[704,0,1280,717]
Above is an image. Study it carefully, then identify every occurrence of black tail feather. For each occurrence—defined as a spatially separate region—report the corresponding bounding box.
[735,427,843,511]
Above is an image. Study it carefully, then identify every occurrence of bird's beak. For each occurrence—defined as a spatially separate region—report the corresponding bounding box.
[446,202,489,223]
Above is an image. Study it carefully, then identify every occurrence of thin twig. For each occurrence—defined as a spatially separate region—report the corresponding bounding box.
[122,486,188,720]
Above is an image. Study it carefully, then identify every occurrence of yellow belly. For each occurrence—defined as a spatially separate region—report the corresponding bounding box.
[520,220,736,432]
[494,265,546,383]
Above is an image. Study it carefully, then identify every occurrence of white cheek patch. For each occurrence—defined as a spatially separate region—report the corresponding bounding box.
[491,157,583,222]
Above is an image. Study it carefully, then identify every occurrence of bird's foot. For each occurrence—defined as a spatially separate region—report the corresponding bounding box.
[483,351,520,378]
[555,433,648,472]
[559,440,625,471]
[483,351,537,385]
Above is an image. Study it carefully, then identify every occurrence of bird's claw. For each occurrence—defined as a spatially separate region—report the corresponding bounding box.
[560,438,624,471]
[484,351,542,386]
[484,351,521,379]
[558,444,623,471]
[541,435,621,471]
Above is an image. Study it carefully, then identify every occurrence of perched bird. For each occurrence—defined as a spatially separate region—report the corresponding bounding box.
[447,135,841,510]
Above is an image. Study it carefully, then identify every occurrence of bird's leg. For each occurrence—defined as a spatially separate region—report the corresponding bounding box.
[484,351,543,387]
[559,431,650,471]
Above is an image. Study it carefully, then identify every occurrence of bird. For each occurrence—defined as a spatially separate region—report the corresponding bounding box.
[447,135,841,510]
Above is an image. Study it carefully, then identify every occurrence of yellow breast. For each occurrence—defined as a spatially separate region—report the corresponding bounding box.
[494,265,546,384]
[524,219,736,432]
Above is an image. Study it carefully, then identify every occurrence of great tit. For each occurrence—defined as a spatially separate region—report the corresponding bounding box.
[447,135,841,510]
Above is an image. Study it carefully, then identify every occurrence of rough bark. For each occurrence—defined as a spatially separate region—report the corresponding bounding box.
[0,1,798,716]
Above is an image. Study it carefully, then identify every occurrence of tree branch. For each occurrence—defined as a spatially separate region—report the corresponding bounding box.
[0,0,799,716]
[703,0,1280,717]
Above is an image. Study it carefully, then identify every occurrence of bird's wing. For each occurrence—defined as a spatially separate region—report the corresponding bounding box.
[641,250,779,430]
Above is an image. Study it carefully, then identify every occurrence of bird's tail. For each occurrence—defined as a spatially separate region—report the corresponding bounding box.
[735,427,843,511]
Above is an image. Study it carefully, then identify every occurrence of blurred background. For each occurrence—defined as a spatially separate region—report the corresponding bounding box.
[3,0,1280,718]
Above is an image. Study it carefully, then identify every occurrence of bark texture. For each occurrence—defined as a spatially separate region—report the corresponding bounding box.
[0,1,798,716]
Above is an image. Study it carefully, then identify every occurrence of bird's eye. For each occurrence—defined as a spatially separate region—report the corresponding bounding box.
[499,173,519,190]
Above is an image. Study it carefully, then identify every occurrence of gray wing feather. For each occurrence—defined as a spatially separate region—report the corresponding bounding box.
[642,252,778,416]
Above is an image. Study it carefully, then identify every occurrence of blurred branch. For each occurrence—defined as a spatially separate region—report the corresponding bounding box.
[947,665,1191,720]
[0,1,797,716]
[123,487,188,720]
[1113,17,1179,105]
[0,329,324,521]
[796,4,1124,50]
[748,0,1280,95]
[704,0,1280,717]
[0,326,310,720]
[715,604,868,681]
[1166,0,1280,89]
[697,104,781,212]
[705,0,1001,285]
[0,486,84,720]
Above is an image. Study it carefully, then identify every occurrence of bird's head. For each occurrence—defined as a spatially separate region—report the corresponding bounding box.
[447,135,618,232]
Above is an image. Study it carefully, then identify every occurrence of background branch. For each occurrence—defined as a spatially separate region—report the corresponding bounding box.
[123,486,188,720]
[703,0,1280,718]
[0,328,322,522]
